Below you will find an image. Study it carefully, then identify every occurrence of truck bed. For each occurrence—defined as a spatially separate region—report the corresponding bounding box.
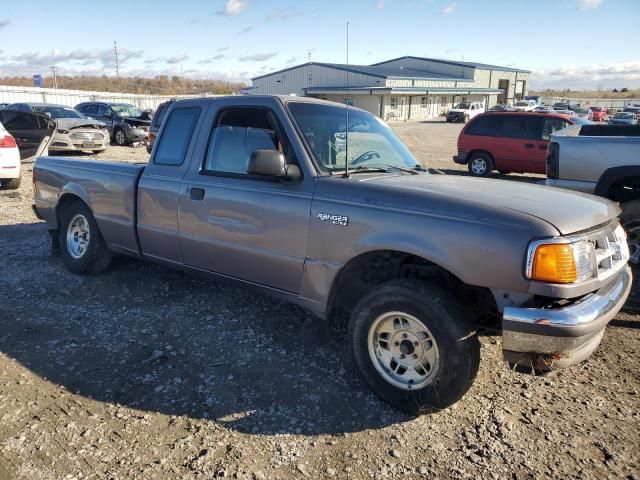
[34,157,146,256]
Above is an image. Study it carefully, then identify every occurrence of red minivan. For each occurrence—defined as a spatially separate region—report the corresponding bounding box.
[453,112,574,176]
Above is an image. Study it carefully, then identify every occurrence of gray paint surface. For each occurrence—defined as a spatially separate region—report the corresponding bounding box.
[34,96,622,317]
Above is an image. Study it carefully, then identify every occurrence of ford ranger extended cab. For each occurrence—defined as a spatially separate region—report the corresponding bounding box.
[33,96,631,414]
[544,124,640,264]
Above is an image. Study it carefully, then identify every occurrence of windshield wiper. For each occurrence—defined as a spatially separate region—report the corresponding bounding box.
[350,165,389,173]
[384,164,420,175]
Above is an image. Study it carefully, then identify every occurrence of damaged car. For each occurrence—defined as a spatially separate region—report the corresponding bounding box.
[0,109,55,189]
[5,103,110,154]
[75,101,150,146]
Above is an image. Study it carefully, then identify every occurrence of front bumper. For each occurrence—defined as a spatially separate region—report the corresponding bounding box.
[50,130,110,152]
[502,266,631,371]
[126,129,148,142]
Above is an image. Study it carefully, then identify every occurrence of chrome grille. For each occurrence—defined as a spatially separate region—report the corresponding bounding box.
[588,224,629,281]
[70,132,104,141]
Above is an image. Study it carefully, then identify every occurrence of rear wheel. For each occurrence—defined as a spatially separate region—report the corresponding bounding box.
[59,200,112,274]
[2,177,21,189]
[620,200,640,266]
[349,280,480,415]
[467,153,493,177]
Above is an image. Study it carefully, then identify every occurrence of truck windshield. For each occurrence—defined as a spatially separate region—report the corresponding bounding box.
[454,103,470,109]
[287,102,419,173]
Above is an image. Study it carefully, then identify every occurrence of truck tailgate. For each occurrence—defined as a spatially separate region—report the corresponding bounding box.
[34,157,145,256]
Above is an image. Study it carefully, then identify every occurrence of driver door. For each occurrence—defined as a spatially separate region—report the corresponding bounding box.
[178,103,314,293]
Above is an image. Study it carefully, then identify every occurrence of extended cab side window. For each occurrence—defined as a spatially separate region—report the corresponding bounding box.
[202,108,282,175]
[153,107,201,166]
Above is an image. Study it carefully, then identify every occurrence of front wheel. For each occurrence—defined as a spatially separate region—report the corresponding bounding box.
[349,280,480,415]
[467,153,493,177]
[620,200,640,266]
[59,200,113,274]
[113,128,127,146]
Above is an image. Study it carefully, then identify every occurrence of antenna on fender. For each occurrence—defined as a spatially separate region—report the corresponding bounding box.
[342,21,350,178]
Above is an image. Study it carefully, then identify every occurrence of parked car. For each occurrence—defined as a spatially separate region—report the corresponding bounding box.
[453,112,575,176]
[75,102,150,146]
[533,106,552,113]
[32,96,631,414]
[513,100,537,111]
[489,104,515,112]
[0,111,55,189]
[446,102,484,123]
[5,103,110,154]
[524,95,542,105]
[544,123,640,262]
[609,112,638,125]
[588,106,608,122]
[622,106,640,121]
[146,100,174,154]
[552,102,570,111]
[572,107,591,118]
[0,103,9,110]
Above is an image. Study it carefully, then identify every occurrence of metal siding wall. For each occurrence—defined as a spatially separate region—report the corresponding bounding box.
[0,85,206,109]
[251,65,383,96]
[375,58,474,79]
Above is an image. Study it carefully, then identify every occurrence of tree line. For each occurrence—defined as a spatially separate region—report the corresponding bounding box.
[0,75,247,95]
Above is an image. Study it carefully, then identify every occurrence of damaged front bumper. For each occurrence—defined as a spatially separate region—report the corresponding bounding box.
[502,266,631,371]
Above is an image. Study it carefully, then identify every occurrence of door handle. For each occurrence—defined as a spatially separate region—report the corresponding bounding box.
[524,143,535,149]
[189,187,205,201]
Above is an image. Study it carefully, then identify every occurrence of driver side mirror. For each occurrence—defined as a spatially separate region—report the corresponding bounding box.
[247,150,301,182]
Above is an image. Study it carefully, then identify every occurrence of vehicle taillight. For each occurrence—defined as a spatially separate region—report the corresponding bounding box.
[546,141,560,179]
[0,135,17,148]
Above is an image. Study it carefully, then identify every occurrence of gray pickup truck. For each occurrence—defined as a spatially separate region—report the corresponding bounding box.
[544,124,640,263]
[33,96,631,414]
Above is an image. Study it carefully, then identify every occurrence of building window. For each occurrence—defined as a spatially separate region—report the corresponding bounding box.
[390,97,399,109]
[421,97,428,107]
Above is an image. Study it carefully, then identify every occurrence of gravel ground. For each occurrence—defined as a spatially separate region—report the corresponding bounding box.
[1,121,639,480]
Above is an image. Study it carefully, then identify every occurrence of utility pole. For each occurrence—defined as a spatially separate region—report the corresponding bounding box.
[113,41,120,79]
[307,51,311,63]
[49,66,58,89]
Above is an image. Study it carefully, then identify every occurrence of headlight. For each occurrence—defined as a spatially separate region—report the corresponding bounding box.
[57,129,69,134]
[526,240,595,284]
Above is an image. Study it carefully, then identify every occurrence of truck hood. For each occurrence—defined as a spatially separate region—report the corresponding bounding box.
[325,174,619,235]
[123,118,151,127]
[55,118,106,130]
[448,109,468,114]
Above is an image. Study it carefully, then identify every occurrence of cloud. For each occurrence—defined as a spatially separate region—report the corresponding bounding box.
[166,54,189,64]
[10,48,143,70]
[442,2,457,14]
[238,53,277,62]
[197,55,227,64]
[285,56,298,65]
[217,46,230,52]
[0,19,10,29]
[218,0,250,16]
[375,0,384,9]
[529,60,640,90]
[238,26,253,35]
[577,0,603,10]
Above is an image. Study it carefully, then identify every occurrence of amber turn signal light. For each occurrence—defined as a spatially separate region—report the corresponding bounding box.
[531,243,577,283]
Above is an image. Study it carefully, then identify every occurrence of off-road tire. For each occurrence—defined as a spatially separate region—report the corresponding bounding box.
[3,177,21,189]
[349,279,480,415]
[620,199,640,267]
[59,200,112,275]
[467,153,493,177]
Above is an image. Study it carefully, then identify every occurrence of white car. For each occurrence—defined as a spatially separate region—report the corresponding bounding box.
[445,102,485,123]
[513,99,537,111]
[0,121,21,189]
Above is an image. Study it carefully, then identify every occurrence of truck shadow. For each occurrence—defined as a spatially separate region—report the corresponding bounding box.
[2,222,638,436]
[0,222,410,436]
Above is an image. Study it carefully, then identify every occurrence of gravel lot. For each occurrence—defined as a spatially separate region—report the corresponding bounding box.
[1,120,639,480]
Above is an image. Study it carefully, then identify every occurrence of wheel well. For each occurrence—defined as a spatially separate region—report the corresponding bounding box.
[327,250,499,329]
[467,149,494,163]
[56,194,85,228]
[605,175,640,203]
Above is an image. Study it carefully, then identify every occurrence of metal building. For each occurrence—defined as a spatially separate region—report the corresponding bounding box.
[247,56,530,121]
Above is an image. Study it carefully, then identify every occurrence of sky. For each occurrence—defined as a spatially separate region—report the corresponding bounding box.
[0,0,639,90]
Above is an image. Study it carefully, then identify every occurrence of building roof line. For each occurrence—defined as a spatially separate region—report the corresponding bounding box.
[371,55,531,73]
